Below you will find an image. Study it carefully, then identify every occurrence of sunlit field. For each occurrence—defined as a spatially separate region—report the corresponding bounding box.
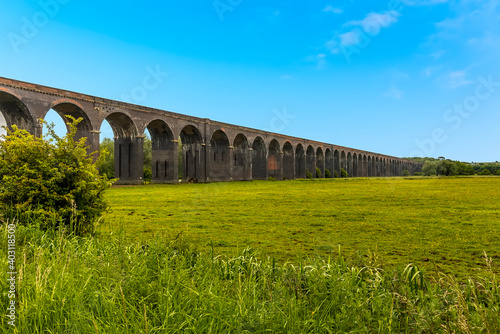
[100,176,500,279]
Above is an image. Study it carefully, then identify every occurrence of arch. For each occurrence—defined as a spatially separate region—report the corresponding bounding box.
[295,144,305,178]
[209,130,230,181]
[340,151,347,177]
[0,90,36,134]
[306,145,315,177]
[180,125,204,181]
[334,149,340,178]
[233,133,250,181]
[352,153,358,177]
[252,137,267,180]
[367,156,372,177]
[283,141,294,180]
[347,152,352,177]
[103,112,142,184]
[316,147,324,178]
[325,148,333,178]
[363,155,368,177]
[268,139,281,180]
[146,119,175,183]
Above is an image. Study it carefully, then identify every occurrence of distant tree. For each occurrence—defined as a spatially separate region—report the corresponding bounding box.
[325,169,331,178]
[402,170,410,177]
[143,136,152,182]
[315,167,322,178]
[178,138,183,179]
[479,169,492,175]
[99,138,114,179]
[306,169,313,179]
[340,168,348,178]
[422,160,439,176]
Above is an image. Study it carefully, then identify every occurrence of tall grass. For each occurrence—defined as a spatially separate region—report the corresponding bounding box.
[1,223,499,333]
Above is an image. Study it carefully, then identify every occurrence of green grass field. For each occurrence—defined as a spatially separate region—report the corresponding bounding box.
[100,176,500,279]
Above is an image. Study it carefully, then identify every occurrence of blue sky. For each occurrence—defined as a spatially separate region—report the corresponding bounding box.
[1,0,499,162]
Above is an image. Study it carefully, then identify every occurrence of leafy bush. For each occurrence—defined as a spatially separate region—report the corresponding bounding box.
[268,176,277,181]
[341,168,348,178]
[413,172,423,176]
[333,170,339,178]
[325,169,331,178]
[306,169,313,179]
[0,118,113,235]
[479,169,492,175]
[315,167,322,178]
[402,169,410,177]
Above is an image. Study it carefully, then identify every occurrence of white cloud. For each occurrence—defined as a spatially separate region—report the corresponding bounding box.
[437,70,472,89]
[401,0,449,6]
[304,53,327,70]
[345,11,401,36]
[384,86,404,100]
[323,5,343,14]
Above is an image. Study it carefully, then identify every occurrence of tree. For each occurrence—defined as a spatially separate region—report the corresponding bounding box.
[315,167,322,178]
[422,160,439,176]
[0,117,113,235]
[402,170,410,177]
[99,138,114,178]
[99,135,153,182]
[340,168,348,178]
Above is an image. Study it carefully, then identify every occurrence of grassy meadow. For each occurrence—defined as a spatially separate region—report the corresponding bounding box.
[101,176,500,279]
[1,176,499,332]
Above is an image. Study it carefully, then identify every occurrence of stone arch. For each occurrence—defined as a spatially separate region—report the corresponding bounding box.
[209,130,230,181]
[325,148,333,178]
[334,149,340,177]
[103,112,142,184]
[0,90,36,134]
[48,101,93,143]
[363,155,368,177]
[340,151,347,176]
[295,144,305,178]
[268,139,281,180]
[233,133,250,181]
[252,136,267,180]
[146,119,175,183]
[306,145,315,177]
[347,152,352,177]
[352,153,358,177]
[283,141,294,180]
[316,147,324,178]
[180,125,204,181]
[367,156,373,176]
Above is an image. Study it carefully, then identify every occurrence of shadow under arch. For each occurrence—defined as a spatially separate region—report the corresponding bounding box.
[233,133,251,181]
[180,125,204,181]
[102,112,143,184]
[0,90,36,134]
[147,119,176,183]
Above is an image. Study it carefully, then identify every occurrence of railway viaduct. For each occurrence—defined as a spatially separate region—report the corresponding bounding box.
[0,77,422,184]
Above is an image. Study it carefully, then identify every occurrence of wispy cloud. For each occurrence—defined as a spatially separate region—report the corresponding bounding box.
[326,10,401,55]
[438,70,473,89]
[323,5,343,14]
[401,0,449,6]
[305,53,327,69]
[384,86,404,100]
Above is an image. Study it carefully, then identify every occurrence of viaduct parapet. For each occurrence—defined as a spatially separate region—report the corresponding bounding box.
[0,77,423,184]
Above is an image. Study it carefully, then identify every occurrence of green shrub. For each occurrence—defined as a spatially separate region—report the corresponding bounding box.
[268,176,277,181]
[341,168,348,178]
[402,169,410,177]
[414,172,423,176]
[143,167,152,183]
[315,167,322,178]
[479,169,492,175]
[325,169,331,178]
[306,169,313,179]
[333,170,339,178]
[0,117,113,235]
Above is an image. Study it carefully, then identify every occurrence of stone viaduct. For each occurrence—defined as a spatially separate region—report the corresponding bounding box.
[0,77,422,184]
